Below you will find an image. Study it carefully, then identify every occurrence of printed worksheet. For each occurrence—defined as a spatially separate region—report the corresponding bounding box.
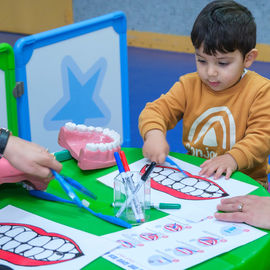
[102,215,266,269]
[0,205,118,269]
[97,156,258,221]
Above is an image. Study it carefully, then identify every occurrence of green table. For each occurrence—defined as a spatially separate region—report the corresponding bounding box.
[0,148,269,269]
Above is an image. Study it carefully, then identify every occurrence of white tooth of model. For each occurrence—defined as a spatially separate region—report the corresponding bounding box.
[103,128,110,135]
[111,131,120,142]
[112,141,117,149]
[95,127,103,133]
[77,124,88,132]
[107,142,113,150]
[110,130,116,138]
[65,122,76,131]
[115,136,120,144]
[114,138,120,146]
[86,143,98,152]
[87,126,95,132]
[98,143,107,152]
[110,130,117,141]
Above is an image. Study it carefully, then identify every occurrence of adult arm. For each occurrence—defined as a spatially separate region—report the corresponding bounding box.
[215,195,270,229]
[4,135,62,178]
[1,135,62,189]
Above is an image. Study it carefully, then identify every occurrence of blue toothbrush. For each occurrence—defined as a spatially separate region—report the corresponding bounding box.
[28,171,131,229]
[165,157,188,177]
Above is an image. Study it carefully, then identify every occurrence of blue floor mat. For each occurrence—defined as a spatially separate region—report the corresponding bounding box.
[128,46,270,156]
[128,47,196,153]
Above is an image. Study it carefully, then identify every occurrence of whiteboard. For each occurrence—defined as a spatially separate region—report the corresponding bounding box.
[14,11,130,151]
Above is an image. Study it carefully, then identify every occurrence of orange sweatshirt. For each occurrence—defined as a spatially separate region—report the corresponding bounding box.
[139,71,270,185]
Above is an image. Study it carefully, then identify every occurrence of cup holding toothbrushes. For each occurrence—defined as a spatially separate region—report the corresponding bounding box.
[113,171,151,225]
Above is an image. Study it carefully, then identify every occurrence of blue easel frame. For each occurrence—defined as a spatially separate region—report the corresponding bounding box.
[14,11,130,147]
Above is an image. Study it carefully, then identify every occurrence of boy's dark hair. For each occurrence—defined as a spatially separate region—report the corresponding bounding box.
[191,0,256,58]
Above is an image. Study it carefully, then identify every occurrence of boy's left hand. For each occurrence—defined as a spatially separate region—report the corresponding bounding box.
[199,154,237,180]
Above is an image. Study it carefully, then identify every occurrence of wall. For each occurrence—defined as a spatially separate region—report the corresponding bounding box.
[0,0,73,34]
[73,0,270,61]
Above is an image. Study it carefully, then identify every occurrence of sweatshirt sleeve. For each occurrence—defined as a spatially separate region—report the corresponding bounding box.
[228,84,270,170]
[139,80,186,140]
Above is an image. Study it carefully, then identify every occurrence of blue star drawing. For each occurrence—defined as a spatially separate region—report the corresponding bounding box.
[44,55,111,130]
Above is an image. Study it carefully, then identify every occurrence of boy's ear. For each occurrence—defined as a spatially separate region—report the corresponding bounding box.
[244,49,258,68]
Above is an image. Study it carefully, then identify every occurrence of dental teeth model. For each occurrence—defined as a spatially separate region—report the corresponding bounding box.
[58,122,121,170]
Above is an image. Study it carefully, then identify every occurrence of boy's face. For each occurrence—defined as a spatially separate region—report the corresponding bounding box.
[195,45,246,91]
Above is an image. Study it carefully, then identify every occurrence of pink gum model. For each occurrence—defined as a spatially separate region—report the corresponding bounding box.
[0,158,49,190]
[58,126,121,170]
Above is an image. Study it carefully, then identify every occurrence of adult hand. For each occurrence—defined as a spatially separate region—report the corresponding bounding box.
[215,195,270,230]
[199,153,237,179]
[3,135,62,188]
[142,129,169,164]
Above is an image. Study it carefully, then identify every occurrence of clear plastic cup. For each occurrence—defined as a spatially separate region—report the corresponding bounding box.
[114,171,151,225]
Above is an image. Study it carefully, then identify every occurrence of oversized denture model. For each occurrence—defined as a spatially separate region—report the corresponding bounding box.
[58,122,121,170]
[0,158,51,190]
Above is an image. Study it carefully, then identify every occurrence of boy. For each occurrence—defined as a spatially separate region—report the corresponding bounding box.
[139,0,270,189]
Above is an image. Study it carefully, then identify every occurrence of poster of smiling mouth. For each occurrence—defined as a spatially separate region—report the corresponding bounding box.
[0,205,117,270]
[97,156,258,222]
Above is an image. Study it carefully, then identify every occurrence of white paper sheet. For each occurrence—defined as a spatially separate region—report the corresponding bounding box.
[102,215,266,269]
[97,156,258,221]
[0,205,118,269]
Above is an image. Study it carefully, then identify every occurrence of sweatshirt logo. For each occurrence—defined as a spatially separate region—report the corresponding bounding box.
[186,106,236,158]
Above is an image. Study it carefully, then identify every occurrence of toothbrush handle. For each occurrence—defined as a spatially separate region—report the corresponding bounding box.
[29,190,74,204]
[82,205,131,229]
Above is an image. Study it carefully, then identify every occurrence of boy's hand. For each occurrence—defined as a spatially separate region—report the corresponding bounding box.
[143,129,169,164]
[199,153,237,179]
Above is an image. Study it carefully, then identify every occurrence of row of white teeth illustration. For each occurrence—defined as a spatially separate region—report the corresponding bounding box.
[65,122,121,152]
[0,225,78,260]
[151,169,223,197]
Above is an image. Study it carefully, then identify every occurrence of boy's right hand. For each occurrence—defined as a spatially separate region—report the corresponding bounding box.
[142,129,169,164]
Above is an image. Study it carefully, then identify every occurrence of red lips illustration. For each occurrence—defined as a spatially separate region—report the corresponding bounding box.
[0,223,83,266]
[140,164,229,200]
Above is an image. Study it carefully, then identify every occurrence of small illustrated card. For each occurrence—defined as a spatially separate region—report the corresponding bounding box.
[102,214,267,270]
[97,156,258,221]
[0,205,118,269]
